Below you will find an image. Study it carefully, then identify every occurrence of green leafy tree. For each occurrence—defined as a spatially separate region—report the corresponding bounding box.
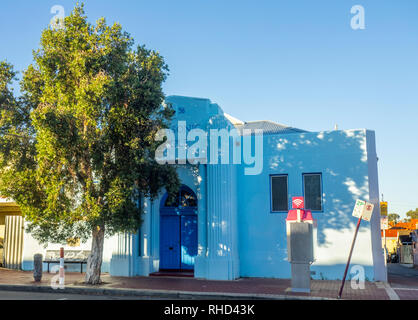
[387,213,400,224]
[0,4,180,284]
[405,208,418,220]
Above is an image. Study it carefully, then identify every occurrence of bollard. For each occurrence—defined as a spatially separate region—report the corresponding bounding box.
[59,247,65,286]
[33,254,43,282]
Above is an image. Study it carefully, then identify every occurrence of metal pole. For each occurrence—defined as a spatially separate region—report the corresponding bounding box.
[384,228,387,264]
[337,216,362,299]
[59,247,65,288]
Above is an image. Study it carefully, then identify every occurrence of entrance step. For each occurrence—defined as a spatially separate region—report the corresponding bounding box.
[149,270,194,278]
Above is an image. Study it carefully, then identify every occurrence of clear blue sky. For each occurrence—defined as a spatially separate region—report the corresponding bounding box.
[1,0,417,218]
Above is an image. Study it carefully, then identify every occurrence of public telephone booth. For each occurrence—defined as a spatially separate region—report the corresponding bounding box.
[286,197,315,293]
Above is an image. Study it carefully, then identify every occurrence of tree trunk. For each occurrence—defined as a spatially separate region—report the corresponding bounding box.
[85,225,105,285]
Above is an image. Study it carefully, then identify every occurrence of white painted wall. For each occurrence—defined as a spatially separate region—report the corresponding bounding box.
[21,221,118,273]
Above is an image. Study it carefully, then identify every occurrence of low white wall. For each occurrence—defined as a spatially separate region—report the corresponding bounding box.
[21,221,117,274]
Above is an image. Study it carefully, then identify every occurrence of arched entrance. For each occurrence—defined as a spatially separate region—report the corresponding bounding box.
[159,185,198,271]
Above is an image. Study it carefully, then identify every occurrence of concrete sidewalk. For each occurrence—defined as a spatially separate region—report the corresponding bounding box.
[0,268,394,300]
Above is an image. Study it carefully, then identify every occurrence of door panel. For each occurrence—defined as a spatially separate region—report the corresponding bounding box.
[180,215,198,270]
[160,216,180,270]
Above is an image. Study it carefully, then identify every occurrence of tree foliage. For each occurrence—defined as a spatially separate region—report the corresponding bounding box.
[387,213,400,224]
[405,208,418,220]
[0,4,180,282]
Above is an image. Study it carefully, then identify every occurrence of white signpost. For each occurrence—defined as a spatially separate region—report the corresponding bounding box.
[338,199,375,299]
[380,215,389,267]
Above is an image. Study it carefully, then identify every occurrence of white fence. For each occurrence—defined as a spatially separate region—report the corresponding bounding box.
[3,216,24,269]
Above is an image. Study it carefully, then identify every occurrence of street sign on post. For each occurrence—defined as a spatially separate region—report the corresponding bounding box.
[380,202,388,216]
[338,199,374,299]
[381,217,389,230]
[352,199,374,221]
[352,199,365,219]
[362,203,374,221]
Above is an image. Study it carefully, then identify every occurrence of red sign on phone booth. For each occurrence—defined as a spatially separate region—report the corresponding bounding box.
[292,197,304,209]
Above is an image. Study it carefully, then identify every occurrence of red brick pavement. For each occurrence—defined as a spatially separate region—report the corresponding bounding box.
[0,268,85,286]
[102,275,390,300]
[0,268,391,300]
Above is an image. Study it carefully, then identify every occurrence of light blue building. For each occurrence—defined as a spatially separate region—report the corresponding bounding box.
[22,95,386,282]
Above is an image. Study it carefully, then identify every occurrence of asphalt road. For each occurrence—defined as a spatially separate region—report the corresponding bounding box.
[387,263,418,279]
[386,263,418,300]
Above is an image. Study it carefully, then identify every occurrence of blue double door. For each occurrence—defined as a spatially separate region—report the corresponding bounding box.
[160,214,198,270]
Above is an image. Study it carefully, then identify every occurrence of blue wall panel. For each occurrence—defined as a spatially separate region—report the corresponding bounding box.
[181,215,198,270]
[237,129,379,280]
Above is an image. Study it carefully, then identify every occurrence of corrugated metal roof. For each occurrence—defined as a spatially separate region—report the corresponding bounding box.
[235,120,306,135]
[392,220,418,231]
[381,229,399,238]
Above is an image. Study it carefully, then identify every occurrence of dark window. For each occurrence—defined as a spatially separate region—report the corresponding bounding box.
[303,173,322,211]
[164,193,179,207]
[164,187,197,208]
[271,175,288,212]
[180,188,197,207]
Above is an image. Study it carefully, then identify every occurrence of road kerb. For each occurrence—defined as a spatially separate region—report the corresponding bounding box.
[0,283,336,300]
